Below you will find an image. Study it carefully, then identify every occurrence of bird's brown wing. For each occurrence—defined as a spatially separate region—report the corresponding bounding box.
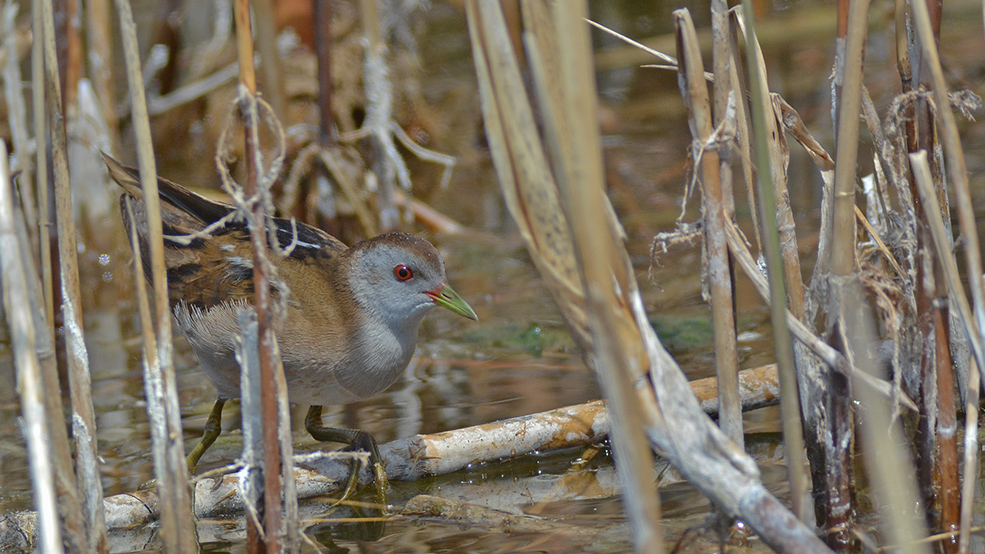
[104,152,348,310]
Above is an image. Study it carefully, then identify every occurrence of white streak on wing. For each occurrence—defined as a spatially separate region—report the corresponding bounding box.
[220,244,235,252]
[225,255,253,268]
[275,225,319,250]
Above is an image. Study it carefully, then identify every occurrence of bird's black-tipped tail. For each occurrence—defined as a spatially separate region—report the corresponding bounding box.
[101,152,234,226]
[101,151,145,198]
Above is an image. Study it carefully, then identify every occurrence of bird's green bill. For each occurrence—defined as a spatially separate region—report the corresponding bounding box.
[429,283,478,321]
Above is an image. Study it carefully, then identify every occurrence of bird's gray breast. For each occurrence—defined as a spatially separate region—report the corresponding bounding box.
[340,324,417,398]
[280,323,418,406]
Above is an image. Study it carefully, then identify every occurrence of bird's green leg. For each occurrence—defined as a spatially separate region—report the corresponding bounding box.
[305,405,388,506]
[186,399,226,474]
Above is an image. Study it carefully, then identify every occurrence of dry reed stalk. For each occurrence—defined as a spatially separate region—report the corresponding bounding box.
[516,3,662,550]
[121,197,190,550]
[20,186,85,554]
[55,0,81,113]
[897,0,951,528]
[252,0,284,121]
[0,139,63,554]
[2,3,36,236]
[469,2,826,551]
[551,4,664,551]
[235,310,267,550]
[26,3,88,548]
[113,0,197,550]
[710,0,735,220]
[722,17,760,251]
[31,0,54,352]
[826,0,868,546]
[731,24,829,526]
[315,0,335,146]
[732,15,806,318]
[84,0,119,154]
[908,1,985,550]
[734,2,810,524]
[911,151,983,554]
[360,0,398,229]
[38,0,107,549]
[231,1,290,549]
[673,9,742,453]
[723,218,916,411]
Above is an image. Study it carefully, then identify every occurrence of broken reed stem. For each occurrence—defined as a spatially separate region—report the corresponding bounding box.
[910,151,982,554]
[735,2,808,523]
[113,0,197,550]
[235,310,267,549]
[234,1,279,551]
[0,139,63,554]
[38,0,107,548]
[674,9,742,450]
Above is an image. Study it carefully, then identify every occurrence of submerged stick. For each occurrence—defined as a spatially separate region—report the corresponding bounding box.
[0,363,788,545]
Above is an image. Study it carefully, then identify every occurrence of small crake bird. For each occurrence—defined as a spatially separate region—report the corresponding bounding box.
[104,153,477,496]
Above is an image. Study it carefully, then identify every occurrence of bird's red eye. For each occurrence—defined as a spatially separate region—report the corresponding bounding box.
[394,264,413,281]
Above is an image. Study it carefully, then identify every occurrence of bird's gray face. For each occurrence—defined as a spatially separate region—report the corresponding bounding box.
[348,234,449,329]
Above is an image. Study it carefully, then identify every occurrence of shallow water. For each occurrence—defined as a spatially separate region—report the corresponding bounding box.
[4,0,985,551]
